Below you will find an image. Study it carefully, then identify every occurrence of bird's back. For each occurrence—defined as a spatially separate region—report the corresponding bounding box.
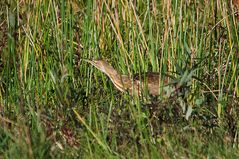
[133,72,166,96]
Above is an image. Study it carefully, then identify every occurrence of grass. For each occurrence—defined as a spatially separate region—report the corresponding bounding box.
[0,0,239,158]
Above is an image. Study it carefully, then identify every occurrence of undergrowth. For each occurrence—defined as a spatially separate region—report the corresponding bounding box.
[0,0,238,158]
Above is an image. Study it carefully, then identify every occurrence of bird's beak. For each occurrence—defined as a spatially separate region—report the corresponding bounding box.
[82,59,95,66]
[82,59,100,70]
[82,59,91,63]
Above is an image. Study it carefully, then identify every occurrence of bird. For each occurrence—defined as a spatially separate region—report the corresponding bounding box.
[84,59,173,96]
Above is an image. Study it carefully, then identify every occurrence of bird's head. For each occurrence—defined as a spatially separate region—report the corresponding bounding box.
[84,59,117,76]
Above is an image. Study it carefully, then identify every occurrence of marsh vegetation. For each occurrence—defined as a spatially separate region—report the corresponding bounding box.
[0,0,239,158]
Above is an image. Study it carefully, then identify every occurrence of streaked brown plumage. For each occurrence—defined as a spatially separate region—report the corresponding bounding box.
[233,0,239,8]
[233,0,239,19]
[84,59,169,96]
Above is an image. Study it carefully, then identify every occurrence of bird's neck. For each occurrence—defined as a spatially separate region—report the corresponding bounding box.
[103,66,118,80]
[107,72,131,92]
[100,63,132,92]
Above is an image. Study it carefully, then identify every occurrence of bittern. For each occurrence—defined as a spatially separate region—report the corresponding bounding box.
[84,59,171,96]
